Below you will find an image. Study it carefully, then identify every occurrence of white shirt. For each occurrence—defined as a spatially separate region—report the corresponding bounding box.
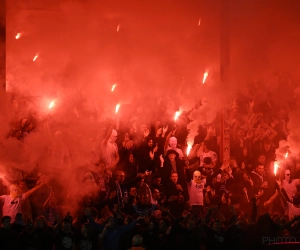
[188,179,206,205]
[283,179,300,201]
[1,194,25,219]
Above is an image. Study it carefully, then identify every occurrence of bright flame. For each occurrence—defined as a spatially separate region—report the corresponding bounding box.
[186,141,193,156]
[174,111,182,122]
[33,54,39,62]
[202,72,208,84]
[15,33,21,39]
[198,19,201,26]
[274,161,279,176]
[285,152,288,159]
[115,104,120,114]
[117,24,120,32]
[111,84,117,92]
[49,100,55,109]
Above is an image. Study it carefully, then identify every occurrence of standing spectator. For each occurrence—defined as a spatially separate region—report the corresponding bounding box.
[101,121,119,171]
[159,150,185,187]
[53,216,76,250]
[186,168,206,218]
[1,179,47,220]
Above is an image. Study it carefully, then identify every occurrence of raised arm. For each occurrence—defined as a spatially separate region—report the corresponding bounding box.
[24,178,48,199]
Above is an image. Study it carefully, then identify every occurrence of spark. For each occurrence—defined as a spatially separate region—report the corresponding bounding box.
[115,103,120,114]
[117,24,120,32]
[49,100,55,109]
[15,33,21,39]
[111,84,117,92]
[202,72,208,84]
[285,152,288,159]
[198,19,201,26]
[33,54,39,62]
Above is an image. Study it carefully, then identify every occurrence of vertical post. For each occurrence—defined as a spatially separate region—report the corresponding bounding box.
[0,0,6,113]
[220,0,230,163]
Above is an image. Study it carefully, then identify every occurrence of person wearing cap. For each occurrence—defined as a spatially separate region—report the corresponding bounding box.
[159,149,185,187]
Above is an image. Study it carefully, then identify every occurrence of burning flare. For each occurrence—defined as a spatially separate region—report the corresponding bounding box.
[198,19,201,26]
[111,84,117,92]
[274,161,279,176]
[49,100,55,109]
[117,24,120,32]
[174,111,182,122]
[186,141,193,156]
[285,152,288,159]
[202,72,208,84]
[15,33,21,39]
[33,54,39,62]
[115,104,120,114]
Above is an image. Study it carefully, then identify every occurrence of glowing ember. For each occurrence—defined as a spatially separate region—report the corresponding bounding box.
[202,72,208,84]
[174,111,182,122]
[111,84,117,92]
[117,24,120,32]
[274,161,279,176]
[115,104,120,114]
[49,100,55,109]
[33,54,39,62]
[285,152,288,159]
[198,19,201,26]
[15,33,21,39]
[186,142,193,156]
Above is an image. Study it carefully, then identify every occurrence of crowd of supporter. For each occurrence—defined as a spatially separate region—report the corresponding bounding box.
[1,83,300,249]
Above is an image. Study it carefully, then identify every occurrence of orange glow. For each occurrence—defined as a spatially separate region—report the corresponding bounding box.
[117,24,120,32]
[274,161,279,176]
[115,103,120,113]
[202,72,208,84]
[198,19,201,26]
[186,142,193,156]
[33,54,39,62]
[285,152,288,159]
[15,33,21,39]
[111,83,117,92]
[174,111,182,122]
[49,100,55,109]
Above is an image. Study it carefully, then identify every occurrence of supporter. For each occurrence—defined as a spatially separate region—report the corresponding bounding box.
[150,173,166,196]
[0,216,16,250]
[159,149,185,187]
[186,168,206,218]
[0,178,47,220]
[128,235,146,250]
[101,121,119,171]
[10,212,25,235]
[164,135,184,160]
[43,191,63,226]
[53,216,76,250]
[138,137,157,173]
[86,207,145,250]
[109,170,151,210]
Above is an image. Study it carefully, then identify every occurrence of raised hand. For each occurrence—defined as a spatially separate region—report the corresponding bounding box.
[162,125,168,134]
[159,154,164,163]
[149,151,154,160]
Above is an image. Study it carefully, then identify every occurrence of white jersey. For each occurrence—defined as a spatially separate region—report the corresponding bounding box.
[188,179,206,205]
[1,194,25,219]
